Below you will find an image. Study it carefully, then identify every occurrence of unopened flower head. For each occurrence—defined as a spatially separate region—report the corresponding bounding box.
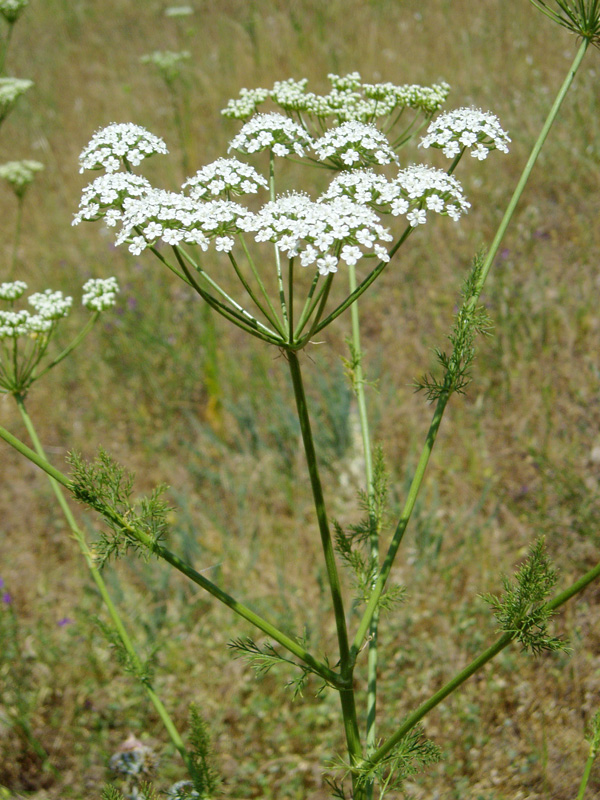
[0,160,43,198]
[222,73,451,127]
[228,112,313,157]
[312,121,399,168]
[0,0,28,23]
[420,107,511,160]
[239,192,393,275]
[0,281,27,301]
[165,5,193,16]
[140,50,190,84]
[0,77,33,123]
[183,157,268,200]
[221,87,271,120]
[73,172,153,226]
[82,277,120,311]
[78,123,169,173]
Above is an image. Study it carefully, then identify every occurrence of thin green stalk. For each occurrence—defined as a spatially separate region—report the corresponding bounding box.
[351,392,449,659]
[0,422,343,688]
[14,395,196,778]
[238,232,286,331]
[227,249,286,336]
[9,194,23,278]
[0,21,14,76]
[351,37,590,659]
[269,151,289,331]
[32,313,98,382]
[577,751,596,800]
[364,556,600,772]
[286,351,363,784]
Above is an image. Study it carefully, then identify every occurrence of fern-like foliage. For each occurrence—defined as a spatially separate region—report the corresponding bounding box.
[334,447,405,611]
[187,704,221,797]
[481,537,570,655]
[68,447,171,566]
[330,725,441,799]
[94,616,158,685]
[228,636,329,697]
[414,250,492,402]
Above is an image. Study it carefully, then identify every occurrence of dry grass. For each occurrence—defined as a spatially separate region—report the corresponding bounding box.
[1,1,600,798]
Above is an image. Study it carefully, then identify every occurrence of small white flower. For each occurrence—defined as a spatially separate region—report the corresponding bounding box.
[407,208,427,227]
[317,254,339,275]
[215,236,235,252]
[128,236,147,255]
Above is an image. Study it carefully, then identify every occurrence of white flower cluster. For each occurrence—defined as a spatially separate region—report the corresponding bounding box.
[116,189,250,255]
[228,113,313,157]
[78,123,169,173]
[312,121,398,168]
[183,157,268,200]
[321,166,470,226]
[0,0,28,23]
[420,107,511,160]
[0,280,27,301]
[28,289,73,320]
[0,77,33,122]
[222,72,450,124]
[82,277,120,311]
[72,172,152,227]
[238,192,392,275]
[0,159,44,198]
[0,289,72,340]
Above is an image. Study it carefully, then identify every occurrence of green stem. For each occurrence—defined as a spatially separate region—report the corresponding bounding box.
[286,351,363,783]
[0,422,343,689]
[14,395,196,778]
[0,21,14,76]
[269,150,289,331]
[365,556,600,771]
[352,393,449,658]
[577,750,596,800]
[9,194,23,278]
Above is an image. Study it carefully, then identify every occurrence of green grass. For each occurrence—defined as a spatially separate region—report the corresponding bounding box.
[1,1,600,798]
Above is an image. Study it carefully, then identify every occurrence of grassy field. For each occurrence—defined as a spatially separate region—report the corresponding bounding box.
[1,1,600,798]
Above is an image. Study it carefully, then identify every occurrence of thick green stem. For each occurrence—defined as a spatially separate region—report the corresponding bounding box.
[14,396,196,777]
[0,422,343,688]
[286,351,363,783]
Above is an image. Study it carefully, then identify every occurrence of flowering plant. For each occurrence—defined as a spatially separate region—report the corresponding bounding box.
[2,3,600,798]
